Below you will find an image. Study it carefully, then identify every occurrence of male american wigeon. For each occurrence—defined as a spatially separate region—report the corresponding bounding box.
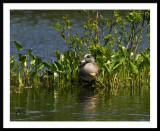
[79,54,99,81]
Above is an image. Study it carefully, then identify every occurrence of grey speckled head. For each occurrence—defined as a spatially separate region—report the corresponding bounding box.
[84,54,95,63]
[84,54,93,58]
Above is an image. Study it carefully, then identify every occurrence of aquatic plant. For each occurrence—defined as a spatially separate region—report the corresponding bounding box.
[10,10,150,89]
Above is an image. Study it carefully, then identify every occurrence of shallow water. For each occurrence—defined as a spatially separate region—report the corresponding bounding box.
[10,85,150,121]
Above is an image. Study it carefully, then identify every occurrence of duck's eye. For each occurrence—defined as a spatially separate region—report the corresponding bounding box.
[87,55,91,58]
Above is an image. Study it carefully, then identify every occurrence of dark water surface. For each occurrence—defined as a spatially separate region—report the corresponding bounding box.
[10,10,150,121]
[10,85,150,121]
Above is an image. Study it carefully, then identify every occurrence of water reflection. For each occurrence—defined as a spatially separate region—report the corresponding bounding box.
[10,84,149,121]
[80,88,99,114]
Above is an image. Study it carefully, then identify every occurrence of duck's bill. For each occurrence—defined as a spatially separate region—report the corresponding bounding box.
[90,73,96,76]
[81,59,86,64]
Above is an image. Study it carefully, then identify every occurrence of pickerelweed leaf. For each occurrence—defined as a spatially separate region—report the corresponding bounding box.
[56,50,60,60]
[19,55,27,63]
[13,40,23,51]
[42,62,51,69]
[15,66,19,71]
[10,56,15,62]
[38,64,45,71]
[135,53,141,61]
[30,53,36,60]
[119,45,128,57]
[31,71,37,78]
[113,62,123,70]
[52,60,63,73]
[145,56,150,66]
[96,58,104,68]
[52,61,57,72]
[28,48,36,60]
[105,65,111,76]
[28,48,32,56]
[56,70,65,74]
[129,61,139,75]
[54,61,62,71]
[111,53,125,63]
[141,53,150,67]
[18,53,22,59]
[96,49,103,58]
[30,59,35,65]
[35,57,42,67]
[10,61,15,70]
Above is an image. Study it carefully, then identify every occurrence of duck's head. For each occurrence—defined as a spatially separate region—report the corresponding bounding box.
[81,54,95,64]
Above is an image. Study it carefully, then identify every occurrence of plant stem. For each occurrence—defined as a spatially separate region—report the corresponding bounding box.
[44,34,49,63]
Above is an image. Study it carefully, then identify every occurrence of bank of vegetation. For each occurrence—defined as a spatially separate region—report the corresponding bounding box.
[10,10,150,90]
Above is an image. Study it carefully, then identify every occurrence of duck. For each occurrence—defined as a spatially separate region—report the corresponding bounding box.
[79,54,99,82]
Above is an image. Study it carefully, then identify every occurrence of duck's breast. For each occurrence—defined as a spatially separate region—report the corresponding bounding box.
[82,63,98,74]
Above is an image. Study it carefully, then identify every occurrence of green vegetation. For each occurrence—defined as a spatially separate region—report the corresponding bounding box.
[10,10,150,90]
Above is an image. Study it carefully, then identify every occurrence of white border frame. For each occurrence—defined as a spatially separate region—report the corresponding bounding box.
[3,3,157,128]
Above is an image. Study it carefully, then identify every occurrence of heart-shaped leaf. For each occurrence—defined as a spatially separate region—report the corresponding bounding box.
[129,60,139,75]
[13,40,23,51]
[35,57,42,67]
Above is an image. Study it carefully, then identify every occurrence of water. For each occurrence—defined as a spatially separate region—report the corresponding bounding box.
[10,10,85,62]
[10,85,150,121]
[10,10,150,121]
[10,10,149,63]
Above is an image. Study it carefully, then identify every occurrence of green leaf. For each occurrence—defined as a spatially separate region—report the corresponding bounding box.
[141,53,150,67]
[28,49,36,60]
[19,55,27,63]
[18,53,22,59]
[119,45,128,57]
[52,61,60,72]
[96,58,104,68]
[135,53,141,61]
[111,53,125,63]
[113,62,123,70]
[15,66,19,71]
[105,65,111,76]
[56,50,60,60]
[52,61,58,71]
[10,56,15,62]
[53,21,62,31]
[38,64,45,71]
[54,61,62,71]
[30,53,36,60]
[42,62,51,68]
[129,61,139,75]
[28,48,32,56]
[145,56,150,66]
[52,60,64,74]
[96,49,103,58]
[35,57,42,67]
[56,70,64,74]
[61,30,65,38]
[30,59,35,65]
[10,61,15,70]
[31,71,37,78]
[13,40,23,51]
